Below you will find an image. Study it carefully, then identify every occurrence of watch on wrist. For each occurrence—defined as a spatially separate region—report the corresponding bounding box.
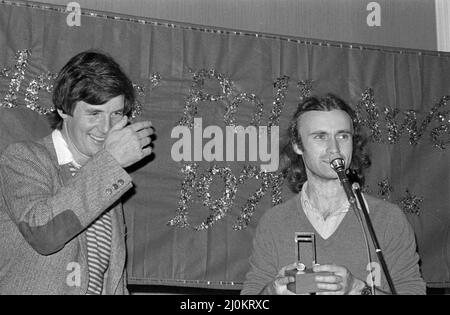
[360,283,373,295]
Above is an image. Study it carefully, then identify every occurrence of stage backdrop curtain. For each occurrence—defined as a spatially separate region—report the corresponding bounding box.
[0,2,449,289]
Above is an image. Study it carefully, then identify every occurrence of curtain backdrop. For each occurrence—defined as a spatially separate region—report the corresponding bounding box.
[1,1,449,289]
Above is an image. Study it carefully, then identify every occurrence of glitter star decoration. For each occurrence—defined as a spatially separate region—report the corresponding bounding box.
[377,178,393,200]
[399,189,423,216]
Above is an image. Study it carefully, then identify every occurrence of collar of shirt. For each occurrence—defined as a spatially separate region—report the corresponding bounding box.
[300,181,350,218]
[299,181,370,240]
[300,181,350,240]
[51,129,81,168]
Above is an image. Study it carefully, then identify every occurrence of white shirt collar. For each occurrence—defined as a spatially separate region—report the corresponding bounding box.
[300,181,349,239]
[51,129,81,168]
[299,181,370,240]
[300,181,350,216]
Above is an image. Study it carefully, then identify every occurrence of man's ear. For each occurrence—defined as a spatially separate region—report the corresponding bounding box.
[293,142,303,155]
[57,109,68,119]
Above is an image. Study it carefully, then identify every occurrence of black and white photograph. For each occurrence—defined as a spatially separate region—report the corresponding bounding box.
[0,0,449,302]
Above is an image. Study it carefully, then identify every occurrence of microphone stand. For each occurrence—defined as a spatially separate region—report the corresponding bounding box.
[352,183,397,295]
[331,158,397,295]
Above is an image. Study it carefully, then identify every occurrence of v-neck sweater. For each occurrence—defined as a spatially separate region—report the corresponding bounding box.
[241,193,425,295]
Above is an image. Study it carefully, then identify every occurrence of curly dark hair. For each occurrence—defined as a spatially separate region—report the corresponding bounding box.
[48,50,135,130]
[281,94,371,193]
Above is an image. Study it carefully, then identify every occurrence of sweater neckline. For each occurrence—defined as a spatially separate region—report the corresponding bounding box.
[294,193,350,244]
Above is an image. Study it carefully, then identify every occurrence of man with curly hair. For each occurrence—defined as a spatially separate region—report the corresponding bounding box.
[242,94,425,295]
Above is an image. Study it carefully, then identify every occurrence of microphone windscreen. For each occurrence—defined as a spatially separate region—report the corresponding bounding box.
[329,153,345,170]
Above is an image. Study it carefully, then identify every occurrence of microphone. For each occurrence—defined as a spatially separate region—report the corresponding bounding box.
[329,154,355,204]
[329,154,345,176]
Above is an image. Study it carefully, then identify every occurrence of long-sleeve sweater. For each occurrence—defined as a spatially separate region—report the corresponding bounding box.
[241,193,426,295]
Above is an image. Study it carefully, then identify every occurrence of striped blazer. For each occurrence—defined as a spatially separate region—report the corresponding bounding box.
[0,134,132,294]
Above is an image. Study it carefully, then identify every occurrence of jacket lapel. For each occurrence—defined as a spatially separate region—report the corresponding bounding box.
[40,134,89,293]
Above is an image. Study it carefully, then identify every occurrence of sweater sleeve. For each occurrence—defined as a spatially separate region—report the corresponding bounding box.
[241,212,279,295]
[0,142,133,256]
[380,204,426,295]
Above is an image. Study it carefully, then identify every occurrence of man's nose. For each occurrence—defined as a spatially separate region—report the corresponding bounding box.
[327,137,340,154]
[99,116,111,134]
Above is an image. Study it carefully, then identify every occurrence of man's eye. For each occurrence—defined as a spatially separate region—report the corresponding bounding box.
[314,134,326,140]
[113,112,124,116]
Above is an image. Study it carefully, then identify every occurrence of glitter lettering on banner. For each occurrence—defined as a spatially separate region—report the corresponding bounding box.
[1,52,446,148]
[356,88,450,149]
[0,50,160,119]
[297,79,314,101]
[131,73,161,120]
[167,69,448,230]
[268,75,289,128]
[25,72,58,114]
[1,52,445,230]
[167,163,284,231]
[178,69,264,129]
[169,70,287,230]
[0,50,31,109]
